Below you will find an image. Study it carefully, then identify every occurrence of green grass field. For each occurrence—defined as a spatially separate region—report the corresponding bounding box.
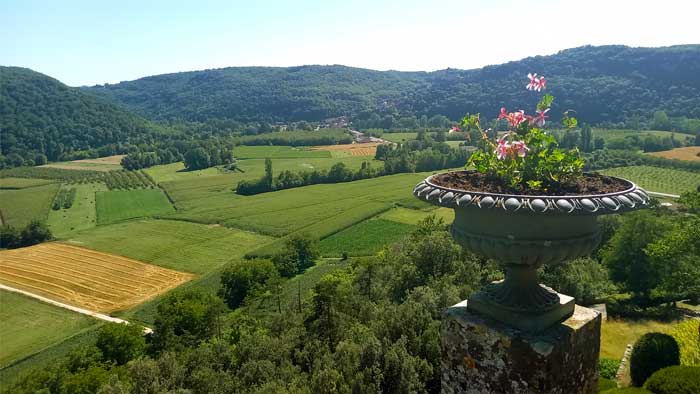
[0,291,97,369]
[600,319,676,360]
[47,183,107,238]
[382,132,418,143]
[0,177,56,189]
[319,218,415,257]
[68,219,274,274]
[146,156,382,208]
[378,206,454,225]
[96,189,175,224]
[234,146,332,159]
[593,128,694,144]
[0,183,60,227]
[168,172,427,237]
[156,156,384,212]
[599,166,700,195]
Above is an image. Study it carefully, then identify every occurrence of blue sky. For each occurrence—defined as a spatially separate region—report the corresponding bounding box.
[2,0,699,86]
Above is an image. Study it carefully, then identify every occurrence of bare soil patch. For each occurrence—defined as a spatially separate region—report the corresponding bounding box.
[432,171,630,195]
[0,243,193,313]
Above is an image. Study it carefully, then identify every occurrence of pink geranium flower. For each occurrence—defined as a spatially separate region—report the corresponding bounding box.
[526,73,546,92]
[512,140,530,157]
[537,76,546,91]
[495,138,510,160]
[498,107,508,120]
[533,108,549,126]
[509,110,527,128]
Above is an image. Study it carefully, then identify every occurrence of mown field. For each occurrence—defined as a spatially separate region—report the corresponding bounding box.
[599,166,700,195]
[47,183,107,238]
[0,183,59,227]
[234,145,331,159]
[0,243,193,312]
[68,219,273,274]
[96,189,174,225]
[0,290,97,369]
[38,154,125,172]
[0,177,56,189]
[382,132,418,143]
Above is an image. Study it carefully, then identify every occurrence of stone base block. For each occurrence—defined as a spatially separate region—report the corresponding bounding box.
[441,300,601,394]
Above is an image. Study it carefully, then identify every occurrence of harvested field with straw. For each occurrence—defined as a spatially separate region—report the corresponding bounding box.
[310,142,381,157]
[0,243,193,313]
[648,146,700,162]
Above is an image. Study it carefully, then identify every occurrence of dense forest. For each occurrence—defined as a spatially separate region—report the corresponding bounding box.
[0,67,171,166]
[3,46,700,169]
[86,45,700,127]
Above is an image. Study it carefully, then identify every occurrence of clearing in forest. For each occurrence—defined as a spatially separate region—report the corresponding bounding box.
[0,243,194,313]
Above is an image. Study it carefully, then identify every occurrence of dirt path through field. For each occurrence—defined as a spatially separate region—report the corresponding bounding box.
[0,283,152,334]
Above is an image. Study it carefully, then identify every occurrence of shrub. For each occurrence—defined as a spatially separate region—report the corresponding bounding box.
[219,259,278,309]
[600,358,622,379]
[643,366,700,394]
[671,319,700,366]
[96,323,146,365]
[630,333,680,386]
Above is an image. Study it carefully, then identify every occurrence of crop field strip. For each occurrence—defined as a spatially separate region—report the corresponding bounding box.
[599,165,700,195]
[0,243,194,313]
[0,177,57,189]
[96,189,175,225]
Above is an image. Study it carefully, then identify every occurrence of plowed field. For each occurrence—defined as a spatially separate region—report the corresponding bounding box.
[0,243,193,312]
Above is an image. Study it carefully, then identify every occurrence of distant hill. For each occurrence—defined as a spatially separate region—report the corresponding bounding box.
[0,67,167,165]
[85,45,700,125]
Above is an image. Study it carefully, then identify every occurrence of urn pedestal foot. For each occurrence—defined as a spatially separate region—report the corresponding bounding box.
[467,284,575,333]
[441,300,601,394]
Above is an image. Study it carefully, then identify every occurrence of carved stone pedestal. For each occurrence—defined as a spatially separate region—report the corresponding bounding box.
[441,300,601,394]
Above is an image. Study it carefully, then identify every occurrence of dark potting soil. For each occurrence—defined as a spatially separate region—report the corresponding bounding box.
[431,171,631,196]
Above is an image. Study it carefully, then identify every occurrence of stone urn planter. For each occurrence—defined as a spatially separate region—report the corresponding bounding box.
[414,170,650,332]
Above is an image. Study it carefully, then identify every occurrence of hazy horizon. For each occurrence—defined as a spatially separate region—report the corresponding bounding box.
[3,0,700,86]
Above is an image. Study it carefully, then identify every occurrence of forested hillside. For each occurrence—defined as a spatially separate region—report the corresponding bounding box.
[86,45,700,126]
[0,67,169,166]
